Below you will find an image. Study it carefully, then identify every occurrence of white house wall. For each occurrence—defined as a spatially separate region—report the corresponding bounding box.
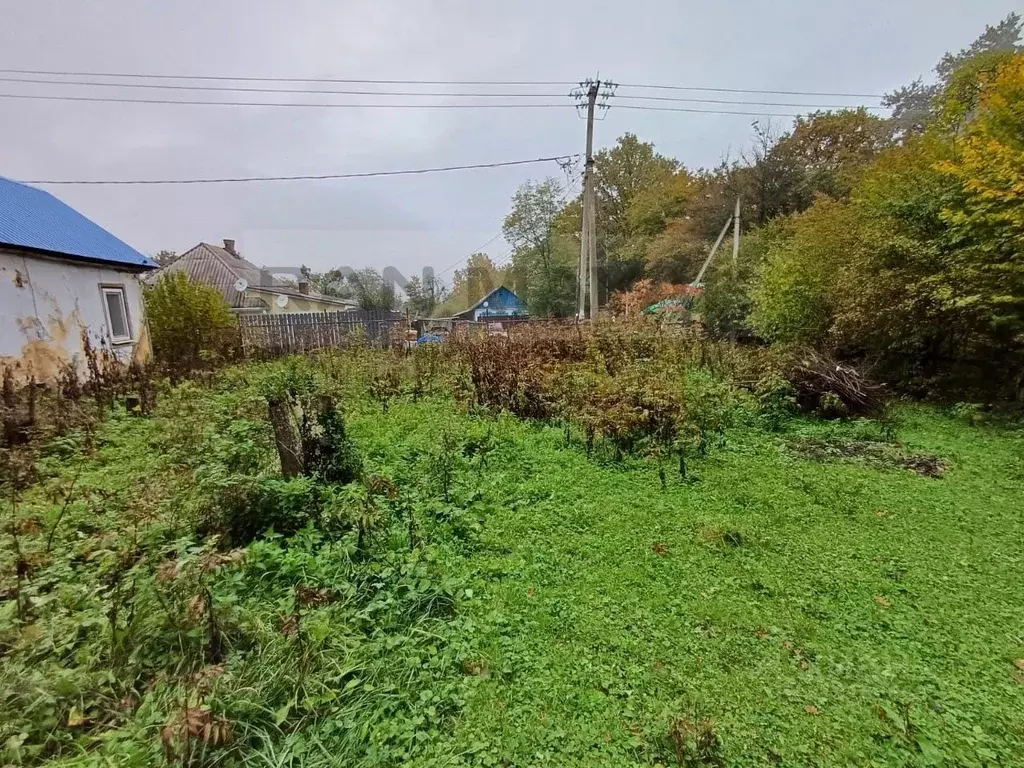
[0,246,151,381]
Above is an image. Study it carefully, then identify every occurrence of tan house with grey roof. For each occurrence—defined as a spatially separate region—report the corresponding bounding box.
[155,239,356,314]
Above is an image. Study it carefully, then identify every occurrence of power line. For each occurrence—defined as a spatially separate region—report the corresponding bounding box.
[0,92,573,109]
[21,155,577,186]
[439,175,582,278]
[0,91,845,118]
[0,76,883,111]
[616,82,886,99]
[0,67,576,87]
[614,104,815,117]
[436,233,506,277]
[0,67,887,99]
[615,94,883,110]
[0,75,572,99]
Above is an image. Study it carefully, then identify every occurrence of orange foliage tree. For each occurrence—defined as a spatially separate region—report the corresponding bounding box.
[607,279,701,316]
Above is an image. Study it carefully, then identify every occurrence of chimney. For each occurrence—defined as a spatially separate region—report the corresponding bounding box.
[223,238,237,256]
[298,278,310,296]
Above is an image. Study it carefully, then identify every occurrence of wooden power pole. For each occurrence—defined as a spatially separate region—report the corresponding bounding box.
[578,81,599,319]
[733,197,741,267]
[730,197,741,342]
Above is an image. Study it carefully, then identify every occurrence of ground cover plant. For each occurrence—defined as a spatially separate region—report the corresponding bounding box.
[1,329,1022,766]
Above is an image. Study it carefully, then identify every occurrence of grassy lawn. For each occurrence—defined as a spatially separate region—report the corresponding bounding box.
[352,400,1024,766]
[3,361,1022,766]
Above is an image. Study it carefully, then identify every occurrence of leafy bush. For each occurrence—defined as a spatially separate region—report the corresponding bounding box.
[144,272,239,376]
[755,372,798,430]
[299,396,362,485]
[950,401,985,425]
[592,318,666,375]
[224,475,324,543]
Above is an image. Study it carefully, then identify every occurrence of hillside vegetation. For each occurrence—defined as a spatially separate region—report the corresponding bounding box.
[432,15,1024,401]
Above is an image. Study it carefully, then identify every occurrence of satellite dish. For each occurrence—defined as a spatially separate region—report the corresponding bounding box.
[482,301,489,308]
[233,278,248,293]
[275,294,289,309]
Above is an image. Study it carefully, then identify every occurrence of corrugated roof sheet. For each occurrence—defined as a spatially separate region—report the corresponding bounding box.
[0,177,156,269]
[156,242,356,309]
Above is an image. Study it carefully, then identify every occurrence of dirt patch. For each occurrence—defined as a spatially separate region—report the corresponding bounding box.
[786,437,949,477]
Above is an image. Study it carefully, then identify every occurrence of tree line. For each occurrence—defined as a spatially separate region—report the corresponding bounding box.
[226,14,1020,398]
[486,13,1023,399]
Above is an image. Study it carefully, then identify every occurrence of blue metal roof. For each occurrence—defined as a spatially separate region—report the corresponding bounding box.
[0,178,157,269]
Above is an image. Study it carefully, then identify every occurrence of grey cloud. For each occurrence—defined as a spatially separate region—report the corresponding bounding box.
[1,0,1014,282]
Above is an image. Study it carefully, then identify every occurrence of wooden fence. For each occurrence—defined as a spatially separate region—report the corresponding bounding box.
[239,310,406,358]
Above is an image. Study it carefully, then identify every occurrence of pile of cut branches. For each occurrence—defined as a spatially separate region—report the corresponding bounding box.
[787,348,886,417]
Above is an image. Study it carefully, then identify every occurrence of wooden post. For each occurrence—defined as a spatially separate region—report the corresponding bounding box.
[730,197,741,343]
[267,397,303,477]
[733,197,741,267]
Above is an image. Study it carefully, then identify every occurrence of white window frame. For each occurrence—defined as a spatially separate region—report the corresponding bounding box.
[100,284,133,344]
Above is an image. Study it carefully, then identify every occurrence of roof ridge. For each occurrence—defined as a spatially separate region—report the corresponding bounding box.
[201,243,245,280]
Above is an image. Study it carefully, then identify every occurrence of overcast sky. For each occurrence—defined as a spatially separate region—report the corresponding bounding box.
[0,1,1015,284]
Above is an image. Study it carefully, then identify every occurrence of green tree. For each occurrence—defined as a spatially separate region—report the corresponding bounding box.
[935,53,1024,379]
[454,253,501,307]
[772,109,895,203]
[503,178,575,316]
[154,249,178,266]
[741,120,805,226]
[144,272,238,373]
[702,224,783,339]
[555,134,679,296]
[749,198,856,346]
[299,266,354,299]
[349,268,397,310]
[404,275,447,316]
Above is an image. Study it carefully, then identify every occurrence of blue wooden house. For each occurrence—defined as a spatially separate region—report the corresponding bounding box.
[455,286,528,322]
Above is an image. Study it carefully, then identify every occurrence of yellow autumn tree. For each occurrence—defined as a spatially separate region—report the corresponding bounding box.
[940,52,1024,250]
[938,52,1024,338]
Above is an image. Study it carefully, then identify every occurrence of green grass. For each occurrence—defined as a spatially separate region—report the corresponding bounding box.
[3,362,1023,767]
[350,401,1024,766]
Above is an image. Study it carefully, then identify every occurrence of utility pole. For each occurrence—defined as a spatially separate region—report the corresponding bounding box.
[732,197,741,267]
[577,194,589,319]
[730,197,741,343]
[578,81,599,319]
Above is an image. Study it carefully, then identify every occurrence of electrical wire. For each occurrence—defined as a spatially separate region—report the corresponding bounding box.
[613,104,807,117]
[0,67,887,99]
[21,155,577,186]
[435,233,506,277]
[0,76,884,111]
[0,76,571,99]
[614,94,883,109]
[0,92,573,109]
[615,82,886,99]
[0,91,845,118]
[0,67,576,87]
[435,177,581,279]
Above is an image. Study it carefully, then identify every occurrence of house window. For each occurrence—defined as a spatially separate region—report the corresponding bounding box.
[101,286,132,343]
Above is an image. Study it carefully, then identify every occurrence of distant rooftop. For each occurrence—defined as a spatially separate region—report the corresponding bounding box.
[0,177,156,269]
[158,241,356,310]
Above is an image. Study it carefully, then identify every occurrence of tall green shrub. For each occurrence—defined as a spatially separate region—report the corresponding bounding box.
[144,272,238,374]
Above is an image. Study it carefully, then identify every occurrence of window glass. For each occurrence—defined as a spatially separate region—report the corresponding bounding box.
[104,288,130,340]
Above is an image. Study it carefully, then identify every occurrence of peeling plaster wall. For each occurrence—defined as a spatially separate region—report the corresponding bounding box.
[0,246,151,381]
